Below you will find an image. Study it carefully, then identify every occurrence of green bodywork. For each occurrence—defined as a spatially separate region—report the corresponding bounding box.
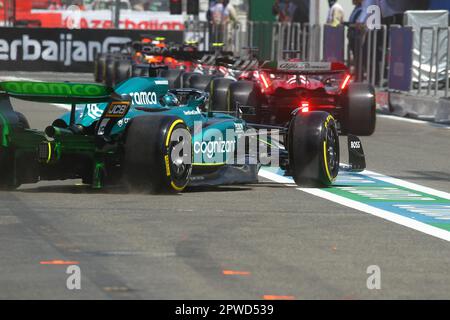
[0,77,247,188]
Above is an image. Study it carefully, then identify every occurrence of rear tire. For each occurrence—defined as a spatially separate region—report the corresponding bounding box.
[188,74,217,91]
[289,111,339,187]
[158,69,185,89]
[104,56,117,87]
[342,83,376,136]
[123,115,192,193]
[208,78,235,111]
[115,59,132,84]
[0,148,19,190]
[181,72,199,88]
[94,53,107,83]
[0,112,29,190]
[227,80,263,121]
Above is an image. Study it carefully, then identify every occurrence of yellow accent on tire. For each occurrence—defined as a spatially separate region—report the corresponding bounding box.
[323,141,333,183]
[165,119,184,147]
[165,119,188,192]
[170,181,186,192]
[46,142,52,164]
[164,155,170,176]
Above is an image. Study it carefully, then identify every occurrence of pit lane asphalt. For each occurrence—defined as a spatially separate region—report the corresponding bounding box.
[0,72,449,299]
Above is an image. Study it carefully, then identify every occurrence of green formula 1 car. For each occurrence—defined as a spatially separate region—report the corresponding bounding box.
[0,77,366,193]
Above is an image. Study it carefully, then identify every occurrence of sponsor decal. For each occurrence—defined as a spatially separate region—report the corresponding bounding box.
[350,141,361,149]
[168,121,280,167]
[129,91,157,105]
[105,101,131,118]
[278,61,331,72]
[60,10,187,30]
[0,34,131,66]
[0,28,183,72]
[155,80,169,85]
[117,118,130,127]
[86,104,104,119]
[183,109,201,116]
[234,123,244,134]
[194,140,236,159]
[0,81,107,97]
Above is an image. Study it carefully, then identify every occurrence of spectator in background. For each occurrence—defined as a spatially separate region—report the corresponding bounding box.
[326,0,345,26]
[292,0,309,24]
[347,0,363,59]
[272,0,297,22]
[357,0,429,26]
[131,0,146,11]
[208,0,237,46]
[209,0,236,25]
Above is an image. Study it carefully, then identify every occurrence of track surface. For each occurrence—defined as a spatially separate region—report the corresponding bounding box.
[0,72,449,299]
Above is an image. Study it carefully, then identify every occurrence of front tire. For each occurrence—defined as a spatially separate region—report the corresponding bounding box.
[289,111,340,187]
[123,115,192,193]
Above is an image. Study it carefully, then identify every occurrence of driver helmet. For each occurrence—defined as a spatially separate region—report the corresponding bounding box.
[160,92,180,107]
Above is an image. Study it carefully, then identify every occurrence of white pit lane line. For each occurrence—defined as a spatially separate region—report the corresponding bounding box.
[377,114,450,129]
[3,75,450,240]
[259,167,450,242]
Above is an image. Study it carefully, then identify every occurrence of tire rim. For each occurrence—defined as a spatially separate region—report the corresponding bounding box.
[168,131,190,181]
[326,126,339,176]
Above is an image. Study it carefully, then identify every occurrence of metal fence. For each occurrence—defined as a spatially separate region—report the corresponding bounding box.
[416,26,450,97]
[184,21,450,98]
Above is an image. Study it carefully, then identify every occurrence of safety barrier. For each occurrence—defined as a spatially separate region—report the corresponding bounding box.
[189,20,450,98]
[416,26,450,97]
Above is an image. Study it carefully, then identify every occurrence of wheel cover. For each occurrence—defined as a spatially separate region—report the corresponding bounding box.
[325,125,339,179]
[167,127,191,183]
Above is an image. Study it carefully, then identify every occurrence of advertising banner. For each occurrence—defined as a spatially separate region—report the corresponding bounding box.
[0,27,183,72]
[323,25,345,63]
[388,27,413,92]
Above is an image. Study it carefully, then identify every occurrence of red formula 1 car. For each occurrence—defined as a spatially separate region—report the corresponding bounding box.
[207,60,376,136]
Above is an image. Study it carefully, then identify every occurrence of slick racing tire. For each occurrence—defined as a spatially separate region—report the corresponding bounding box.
[289,111,339,187]
[94,53,107,83]
[188,74,217,91]
[0,112,29,190]
[342,82,376,136]
[131,64,148,77]
[104,56,117,87]
[158,69,184,89]
[227,80,263,121]
[181,72,200,88]
[123,115,192,193]
[115,59,132,85]
[0,147,19,191]
[208,78,235,111]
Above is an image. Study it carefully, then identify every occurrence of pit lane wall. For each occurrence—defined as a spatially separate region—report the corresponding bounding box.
[0,27,183,73]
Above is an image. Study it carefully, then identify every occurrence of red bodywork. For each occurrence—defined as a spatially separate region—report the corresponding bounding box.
[247,61,352,125]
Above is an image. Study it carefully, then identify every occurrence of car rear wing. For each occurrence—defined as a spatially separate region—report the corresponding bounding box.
[0,81,120,135]
[260,60,348,74]
[0,81,114,105]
